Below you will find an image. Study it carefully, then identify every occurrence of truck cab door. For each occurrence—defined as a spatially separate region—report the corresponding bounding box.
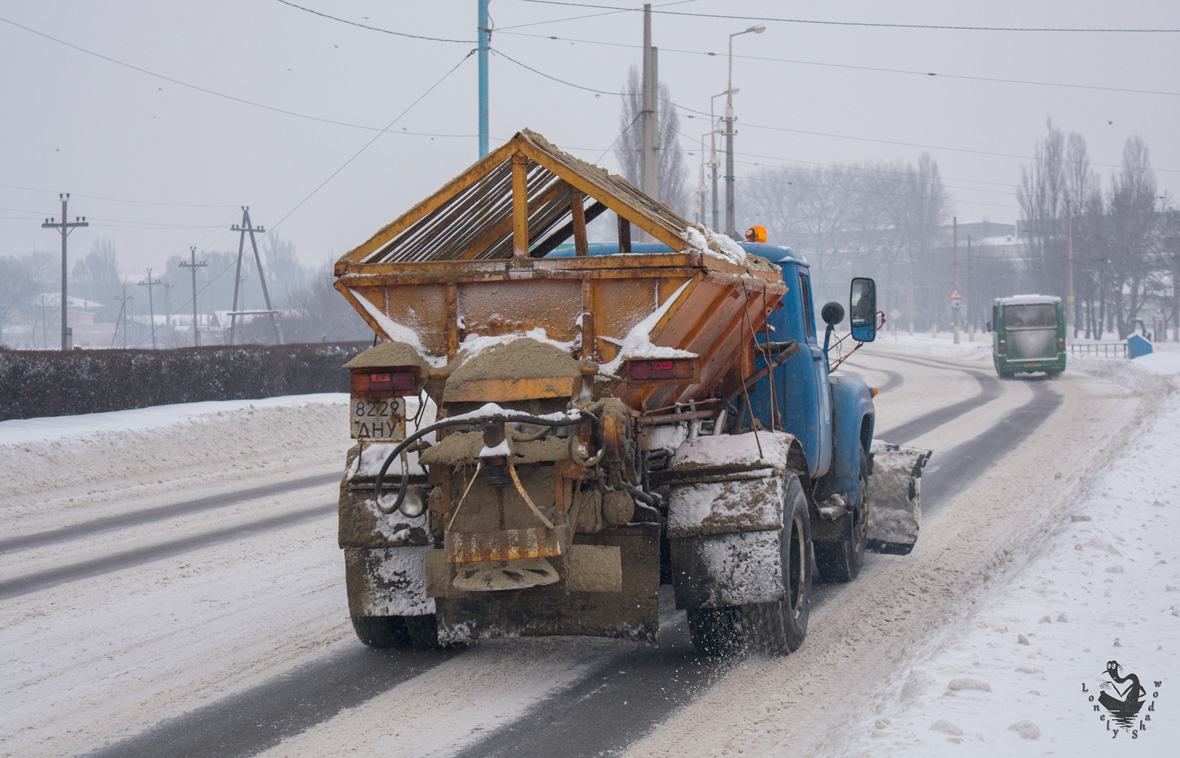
[797,270,832,478]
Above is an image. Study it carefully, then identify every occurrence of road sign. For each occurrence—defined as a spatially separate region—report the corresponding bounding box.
[950,287,962,300]
[890,309,901,321]
[951,301,961,311]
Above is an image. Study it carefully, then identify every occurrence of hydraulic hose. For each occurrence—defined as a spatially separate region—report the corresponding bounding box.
[373,411,591,514]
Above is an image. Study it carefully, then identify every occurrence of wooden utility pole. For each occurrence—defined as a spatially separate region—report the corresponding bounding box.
[41,193,88,350]
[112,286,133,349]
[180,246,207,347]
[229,207,282,346]
[138,268,161,349]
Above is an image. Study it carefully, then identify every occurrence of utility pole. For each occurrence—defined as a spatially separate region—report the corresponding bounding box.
[709,89,731,232]
[952,217,960,344]
[967,234,974,342]
[41,193,88,351]
[138,268,161,350]
[725,26,764,238]
[638,4,659,243]
[229,207,282,346]
[112,286,133,349]
[180,246,207,347]
[477,0,490,158]
[1066,202,1076,343]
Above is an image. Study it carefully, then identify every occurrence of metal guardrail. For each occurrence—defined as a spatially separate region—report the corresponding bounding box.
[1069,342,1128,357]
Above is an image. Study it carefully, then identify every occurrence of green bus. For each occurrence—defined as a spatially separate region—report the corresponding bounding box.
[989,295,1066,378]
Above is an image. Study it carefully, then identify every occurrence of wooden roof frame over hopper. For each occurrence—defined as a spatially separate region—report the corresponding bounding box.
[333,128,788,413]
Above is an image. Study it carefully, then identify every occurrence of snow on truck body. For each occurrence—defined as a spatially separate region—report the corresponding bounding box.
[332,129,928,654]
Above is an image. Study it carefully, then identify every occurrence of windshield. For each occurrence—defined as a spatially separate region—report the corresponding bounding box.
[1004,303,1057,329]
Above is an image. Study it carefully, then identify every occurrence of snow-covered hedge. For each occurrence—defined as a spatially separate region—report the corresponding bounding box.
[0,342,369,421]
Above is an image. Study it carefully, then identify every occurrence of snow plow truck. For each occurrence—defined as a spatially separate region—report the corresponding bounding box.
[333,130,930,655]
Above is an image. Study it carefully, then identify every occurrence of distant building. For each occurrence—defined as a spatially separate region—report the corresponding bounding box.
[1,293,115,349]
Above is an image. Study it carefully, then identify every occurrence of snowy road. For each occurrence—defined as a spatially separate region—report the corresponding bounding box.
[1,342,1174,757]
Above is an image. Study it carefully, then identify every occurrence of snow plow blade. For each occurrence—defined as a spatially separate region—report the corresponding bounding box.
[865,441,932,556]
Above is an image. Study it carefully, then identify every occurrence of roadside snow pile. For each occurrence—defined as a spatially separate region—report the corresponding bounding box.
[0,394,350,518]
[844,359,1180,756]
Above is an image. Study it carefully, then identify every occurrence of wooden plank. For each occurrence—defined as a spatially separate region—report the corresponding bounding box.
[338,140,516,265]
[512,153,529,257]
[516,140,688,253]
[458,179,569,261]
[571,189,589,257]
[618,215,632,254]
[445,284,459,359]
[581,279,595,360]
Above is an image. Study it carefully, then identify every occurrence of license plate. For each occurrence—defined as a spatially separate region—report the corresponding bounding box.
[351,398,406,441]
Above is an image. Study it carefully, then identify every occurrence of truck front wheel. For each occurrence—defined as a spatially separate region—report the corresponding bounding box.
[815,451,868,583]
[686,474,813,656]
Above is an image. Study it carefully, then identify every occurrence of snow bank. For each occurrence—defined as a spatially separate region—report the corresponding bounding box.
[842,360,1180,756]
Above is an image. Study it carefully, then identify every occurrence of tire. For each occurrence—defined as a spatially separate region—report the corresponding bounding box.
[351,616,412,648]
[686,473,813,656]
[815,450,868,583]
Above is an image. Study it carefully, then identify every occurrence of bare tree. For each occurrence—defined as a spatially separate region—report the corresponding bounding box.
[71,238,123,320]
[1017,120,1068,296]
[1107,136,1158,338]
[1159,196,1180,341]
[615,66,689,217]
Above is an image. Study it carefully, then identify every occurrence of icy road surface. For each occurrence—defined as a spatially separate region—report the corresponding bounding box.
[1,338,1177,757]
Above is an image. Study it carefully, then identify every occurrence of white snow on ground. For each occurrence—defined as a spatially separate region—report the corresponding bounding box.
[0,393,344,446]
[838,351,1180,757]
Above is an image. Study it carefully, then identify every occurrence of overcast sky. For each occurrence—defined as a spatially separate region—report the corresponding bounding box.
[3,0,1178,278]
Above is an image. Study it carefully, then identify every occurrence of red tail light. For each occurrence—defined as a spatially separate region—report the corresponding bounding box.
[1058,338,1065,352]
[998,341,1006,354]
[351,370,416,393]
[628,358,696,381]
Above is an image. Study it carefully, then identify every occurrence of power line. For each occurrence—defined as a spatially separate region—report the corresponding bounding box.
[273,0,473,43]
[516,1,1180,33]
[0,183,240,209]
[497,0,699,31]
[130,51,477,347]
[497,30,1180,98]
[491,49,623,96]
[0,17,479,138]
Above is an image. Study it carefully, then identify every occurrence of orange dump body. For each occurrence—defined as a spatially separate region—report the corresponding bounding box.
[334,129,786,413]
[336,250,784,413]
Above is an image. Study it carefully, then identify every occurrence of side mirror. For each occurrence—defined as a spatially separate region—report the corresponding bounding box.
[849,277,877,342]
[986,321,993,332]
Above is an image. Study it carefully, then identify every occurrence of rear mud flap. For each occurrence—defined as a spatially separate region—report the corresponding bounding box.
[865,441,932,556]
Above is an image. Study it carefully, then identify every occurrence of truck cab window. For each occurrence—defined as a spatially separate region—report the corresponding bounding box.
[798,272,816,341]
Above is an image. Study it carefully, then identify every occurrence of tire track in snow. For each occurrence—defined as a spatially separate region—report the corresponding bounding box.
[873,358,1000,444]
[83,646,460,758]
[0,502,334,601]
[0,472,339,554]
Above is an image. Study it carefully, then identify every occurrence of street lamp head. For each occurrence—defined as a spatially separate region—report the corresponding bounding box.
[747,25,766,34]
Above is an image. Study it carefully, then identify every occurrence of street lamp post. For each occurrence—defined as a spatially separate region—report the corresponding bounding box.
[709,88,735,232]
[726,25,764,238]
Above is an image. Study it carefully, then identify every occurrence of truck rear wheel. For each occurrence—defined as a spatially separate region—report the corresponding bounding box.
[686,474,813,656]
[815,451,868,583]
[404,614,446,649]
[351,616,412,648]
